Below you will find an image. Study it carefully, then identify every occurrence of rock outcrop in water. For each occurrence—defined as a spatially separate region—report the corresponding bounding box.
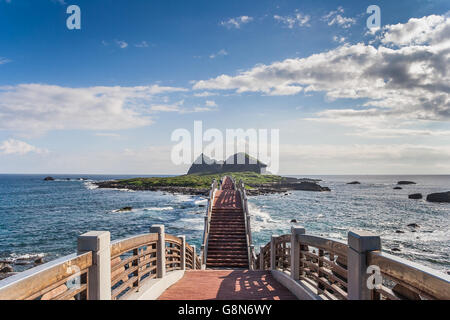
[347,181,361,185]
[397,181,416,185]
[426,191,450,203]
[408,193,423,200]
[44,176,55,181]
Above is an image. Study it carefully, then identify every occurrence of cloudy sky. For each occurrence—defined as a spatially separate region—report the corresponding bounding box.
[0,0,449,175]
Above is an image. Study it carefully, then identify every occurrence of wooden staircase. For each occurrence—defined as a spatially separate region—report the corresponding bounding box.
[206,177,249,269]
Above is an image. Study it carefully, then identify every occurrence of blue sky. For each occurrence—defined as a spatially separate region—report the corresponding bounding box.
[0,0,449,174]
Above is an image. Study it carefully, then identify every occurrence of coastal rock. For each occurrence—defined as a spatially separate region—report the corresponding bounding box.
[408,193,423,200]
[290,219,297,223]
[287,182,330,192]
[347,181,361,185]
[407,223,420,228]
[391,248,401,252]
[395,230,405,234]
[116,206,133,212]
[393,187,402,190]
[44,176,55,181]
[34,257,44,265]
[198,204,206,208]
[426,191,450,203]
[397,181,416,185]
[0,264,13,273]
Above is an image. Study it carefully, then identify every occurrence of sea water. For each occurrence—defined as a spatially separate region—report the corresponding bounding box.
[0,174,448,273]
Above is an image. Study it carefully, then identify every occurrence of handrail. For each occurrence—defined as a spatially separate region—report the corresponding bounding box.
[236,179,255,270]
[0,252,92,300]
[201,179,218,266]
[0,228,200,300]
[256,229,450,300]
[367,251,450,300]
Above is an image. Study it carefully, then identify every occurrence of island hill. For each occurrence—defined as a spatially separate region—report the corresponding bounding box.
[95,153,330,196]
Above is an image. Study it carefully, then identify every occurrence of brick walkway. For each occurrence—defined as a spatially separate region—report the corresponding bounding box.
[158,270,297,300]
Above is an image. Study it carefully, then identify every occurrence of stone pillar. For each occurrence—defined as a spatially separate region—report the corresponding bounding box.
[259,246,265,270]
[291,226,306,280]
[249,244,255,270]
[178,235,186,271]
[150,225,166,278]
[270,235,278,270]
[77,231,111,300]
[347,230,381,300]
[192,245,197,270]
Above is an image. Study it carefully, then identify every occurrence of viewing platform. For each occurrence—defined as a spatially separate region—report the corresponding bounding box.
[0,176,449,300]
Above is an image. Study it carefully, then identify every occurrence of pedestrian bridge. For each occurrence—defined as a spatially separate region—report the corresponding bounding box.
[0,176,449,300]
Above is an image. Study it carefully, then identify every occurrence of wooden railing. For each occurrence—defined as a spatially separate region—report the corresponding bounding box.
[236,178,256,270]
[0,226,200,300]
[257,227,450,300]
[367,251,450,300]
[200,179,218,266]
[0,252,92,300]
[110,233,158,300]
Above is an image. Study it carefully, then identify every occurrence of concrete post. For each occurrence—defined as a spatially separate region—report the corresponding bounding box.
[291,226,306,280]
[192,245,197,269]
[249,244,255,270]
[201,244,206,265]
[150,225,166,278]
[347,230,381,300]
[178,235,186,271]
[270,235,278,270]
[259,246,265,270]
[77,231,111,300]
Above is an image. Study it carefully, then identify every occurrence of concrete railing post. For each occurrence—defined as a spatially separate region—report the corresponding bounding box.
[77,231,111,300]
[259,246,264,270]
[270,235,278,270]
[192,245,197,270]
[178,235,186,271]
[291,226,306,280]
[347,230,381,300]
[150,225,166,278]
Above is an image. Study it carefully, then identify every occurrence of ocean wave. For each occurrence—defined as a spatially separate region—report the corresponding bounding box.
[248,202,279,232]
[1,253,45,264]
[84,181,98,190]
[142,206,174,212]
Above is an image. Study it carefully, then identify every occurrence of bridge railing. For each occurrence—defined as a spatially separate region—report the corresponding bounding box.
[0,225,200,300]
[200,179,218,267]
[257,227,450,300]
[236,179,256,270]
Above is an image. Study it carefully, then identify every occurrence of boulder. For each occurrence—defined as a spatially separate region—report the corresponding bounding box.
[393,187,402,190]
[0,264,13,273]
[290,219,297,223]
[44,176,55,181]
[347,181,361,185]
[408,193,422,200]
[34,257,44,265]
[391,248,401,252]
[116,206,133,212]
[407,223,420,228]
[397,181,416,185]
[426,191,450,203]
[395,230,405,234]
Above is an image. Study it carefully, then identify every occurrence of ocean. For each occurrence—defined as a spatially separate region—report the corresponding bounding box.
[0,174,449,273]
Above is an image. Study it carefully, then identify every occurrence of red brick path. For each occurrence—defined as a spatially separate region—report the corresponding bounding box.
[158,270,297,300]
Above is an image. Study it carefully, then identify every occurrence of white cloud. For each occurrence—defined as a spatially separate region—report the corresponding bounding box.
[274,12,310,28]
[115,40,128,49]
[278,143,450,174]
[193,91,217,97]
[220,16,253,29]
[0,84,187,135]
[0,139,47,155]
[135,41,149,48]
[209,49,228,59]
[193,14,450,127]
[0,57,11,65]
[205,100,217,107]
[323,6,356,29]
[333,35,347,43]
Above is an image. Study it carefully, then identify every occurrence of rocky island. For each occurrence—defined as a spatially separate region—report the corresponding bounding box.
[95,153,330,196]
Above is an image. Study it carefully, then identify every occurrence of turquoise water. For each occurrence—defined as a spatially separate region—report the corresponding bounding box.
[0,174,449,273]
